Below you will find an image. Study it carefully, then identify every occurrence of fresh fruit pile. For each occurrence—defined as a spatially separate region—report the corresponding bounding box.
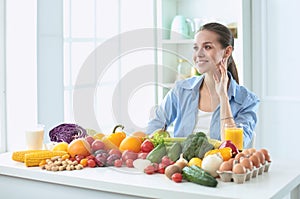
[11,123,272,188]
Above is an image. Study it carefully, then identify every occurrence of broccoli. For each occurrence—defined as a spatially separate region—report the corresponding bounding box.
[182,132,214,161]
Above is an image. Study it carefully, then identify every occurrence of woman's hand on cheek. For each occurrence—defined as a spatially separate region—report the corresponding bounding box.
[213,58,229,98]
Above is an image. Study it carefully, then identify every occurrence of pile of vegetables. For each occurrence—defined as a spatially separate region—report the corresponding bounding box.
[49,123,87,144]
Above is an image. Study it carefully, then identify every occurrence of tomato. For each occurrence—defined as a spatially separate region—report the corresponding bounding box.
[140,139,154,153]
[151,163,159,172]
[171,173,182,183]
[87,159,96,168]
[158,163,166,174]
[144,165,155,174]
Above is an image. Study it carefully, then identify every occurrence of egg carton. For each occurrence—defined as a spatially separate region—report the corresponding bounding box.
[217,161,271,184]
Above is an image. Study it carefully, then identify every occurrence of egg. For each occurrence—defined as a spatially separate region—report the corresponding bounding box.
[228,158,236,168]
[219,161,232,172]
[240,157,253,171]
[234,153,246,162]
[242,149,251,157]
[248,148,256,155]
[254,151,266,165]
[249,154,260,168]
[260,148,271,162]
[232,163,246,174]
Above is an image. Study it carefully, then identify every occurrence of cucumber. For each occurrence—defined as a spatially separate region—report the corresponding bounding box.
[167,142,182,162]
[182,166,218,187]
[146,143,167,163]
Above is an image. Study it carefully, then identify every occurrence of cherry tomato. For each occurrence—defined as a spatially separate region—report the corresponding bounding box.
[86,155,96,160]
[87,159,96,168]
[151,163,159,172]
[158,163,166,174]
[144,165,155,175]
[171,173,182,183]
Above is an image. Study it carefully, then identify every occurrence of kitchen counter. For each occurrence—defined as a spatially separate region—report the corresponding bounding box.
[0,152,299,199]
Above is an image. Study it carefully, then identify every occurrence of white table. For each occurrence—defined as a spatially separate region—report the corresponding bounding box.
[0,152,299,199]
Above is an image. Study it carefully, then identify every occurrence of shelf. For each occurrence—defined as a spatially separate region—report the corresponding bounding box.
[161,39,194,44]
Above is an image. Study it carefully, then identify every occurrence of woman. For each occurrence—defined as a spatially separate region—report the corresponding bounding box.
[146,22,259,148]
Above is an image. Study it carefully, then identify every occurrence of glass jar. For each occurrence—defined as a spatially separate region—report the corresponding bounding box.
[177,59,191,80]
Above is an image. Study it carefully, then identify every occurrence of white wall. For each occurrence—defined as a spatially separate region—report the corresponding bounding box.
[6,0,37,151]
[252,0,300,160]
[0,0,6,152]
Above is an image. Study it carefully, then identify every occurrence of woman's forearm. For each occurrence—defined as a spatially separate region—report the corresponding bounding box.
[219,95,235,141]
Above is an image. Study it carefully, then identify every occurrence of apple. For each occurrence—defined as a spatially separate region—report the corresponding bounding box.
[91,140,105,152]
[140,139,154,153]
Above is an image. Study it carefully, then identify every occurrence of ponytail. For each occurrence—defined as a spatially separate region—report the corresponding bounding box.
[227,55,239,84]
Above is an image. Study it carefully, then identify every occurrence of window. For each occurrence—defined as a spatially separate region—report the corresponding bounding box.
[63,0,157,134]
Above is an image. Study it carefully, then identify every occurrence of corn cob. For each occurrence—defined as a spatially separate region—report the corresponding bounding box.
[25,151,68,167]
[12,150,46,162]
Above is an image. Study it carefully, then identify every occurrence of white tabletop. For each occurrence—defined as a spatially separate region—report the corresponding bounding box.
[0,152,300,199]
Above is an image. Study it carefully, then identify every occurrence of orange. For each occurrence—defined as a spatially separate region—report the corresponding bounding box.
[131,131,147,142]
[52,142,69,152]
[68,138,92,157]
[119,136,142,153]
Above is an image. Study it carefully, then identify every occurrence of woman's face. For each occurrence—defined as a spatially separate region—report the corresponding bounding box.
[193,30,225,75]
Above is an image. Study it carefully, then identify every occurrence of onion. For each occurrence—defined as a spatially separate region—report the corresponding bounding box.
[202,153,223,177]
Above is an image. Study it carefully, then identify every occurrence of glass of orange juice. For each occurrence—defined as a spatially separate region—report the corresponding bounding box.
[224,123,243,151]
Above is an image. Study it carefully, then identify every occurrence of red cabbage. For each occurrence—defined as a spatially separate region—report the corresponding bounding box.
[49,123,87,144]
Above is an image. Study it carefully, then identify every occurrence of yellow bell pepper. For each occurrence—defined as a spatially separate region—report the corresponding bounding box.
[204,147,232,161]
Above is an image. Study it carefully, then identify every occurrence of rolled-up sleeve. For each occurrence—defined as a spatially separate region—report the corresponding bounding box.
[146,88,178,135]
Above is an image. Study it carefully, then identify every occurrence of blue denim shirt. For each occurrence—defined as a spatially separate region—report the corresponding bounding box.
[146,73,260,148]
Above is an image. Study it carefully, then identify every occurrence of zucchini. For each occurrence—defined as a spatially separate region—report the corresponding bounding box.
[182,165,218,187]
[167,142,182,162]
[146,143,167,163]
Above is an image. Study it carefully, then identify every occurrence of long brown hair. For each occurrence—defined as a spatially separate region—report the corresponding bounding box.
[199,22,239,84]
